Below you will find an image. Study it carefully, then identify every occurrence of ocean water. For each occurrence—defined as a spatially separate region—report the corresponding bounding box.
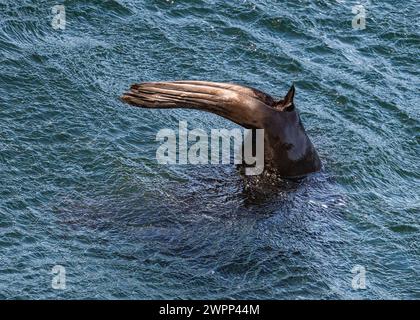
[0,0,419,299]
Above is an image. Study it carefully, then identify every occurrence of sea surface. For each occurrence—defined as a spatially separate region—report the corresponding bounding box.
[0,0,419,299]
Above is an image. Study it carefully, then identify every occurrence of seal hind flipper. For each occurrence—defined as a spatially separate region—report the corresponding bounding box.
[121,81,277,129]
[120,80,322,177]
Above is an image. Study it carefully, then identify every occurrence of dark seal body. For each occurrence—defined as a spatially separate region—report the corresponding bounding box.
[121,81,321,178]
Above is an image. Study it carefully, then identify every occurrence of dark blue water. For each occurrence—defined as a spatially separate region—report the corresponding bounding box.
[0,0,419,299]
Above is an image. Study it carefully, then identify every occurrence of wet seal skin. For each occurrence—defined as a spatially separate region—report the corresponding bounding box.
[121,81,321,178]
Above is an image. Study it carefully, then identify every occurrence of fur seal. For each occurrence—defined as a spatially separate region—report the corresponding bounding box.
[121,81,321,178]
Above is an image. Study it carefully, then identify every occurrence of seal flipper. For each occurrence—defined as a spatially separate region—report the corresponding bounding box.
[120,81,322,178]
[275,84,295,111]
[121,81,277,129]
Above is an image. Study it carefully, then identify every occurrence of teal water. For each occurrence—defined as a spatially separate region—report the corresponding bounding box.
[0,0,419,299]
